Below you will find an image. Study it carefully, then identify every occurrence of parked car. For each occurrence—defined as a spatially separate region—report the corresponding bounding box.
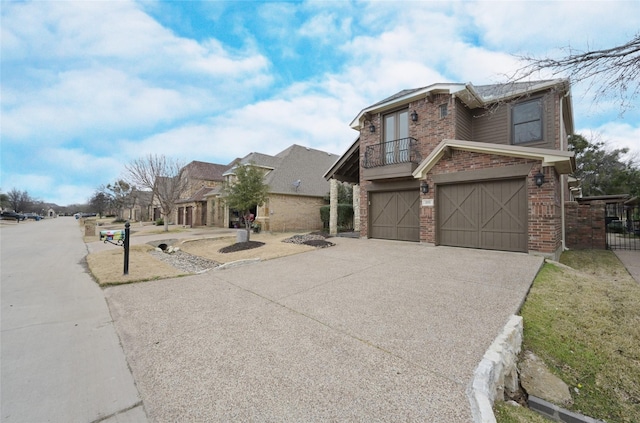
[1,211,26,221]
[24,213,42,221]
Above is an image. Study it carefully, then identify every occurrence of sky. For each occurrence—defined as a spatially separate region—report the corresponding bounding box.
[1,0,639,207]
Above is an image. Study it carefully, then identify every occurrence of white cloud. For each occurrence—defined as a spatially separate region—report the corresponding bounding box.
[581,122,640,159]
[466,1,640,54]
[1,0,273,145]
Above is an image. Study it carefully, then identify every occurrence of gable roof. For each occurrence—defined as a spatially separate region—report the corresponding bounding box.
[183,160,228,181]
[412,139,575,179]
[324,136,360,183]
[222,144,339,197]
[350,79,571,130]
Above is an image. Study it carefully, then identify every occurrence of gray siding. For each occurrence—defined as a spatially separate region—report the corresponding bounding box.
[454,98,473,141]
[469,91,557,150]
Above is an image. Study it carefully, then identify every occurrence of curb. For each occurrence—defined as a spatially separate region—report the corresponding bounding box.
[215,258,261,270]
[528,396,606,423]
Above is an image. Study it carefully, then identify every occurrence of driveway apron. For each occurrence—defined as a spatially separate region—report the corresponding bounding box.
[105,237,543,422]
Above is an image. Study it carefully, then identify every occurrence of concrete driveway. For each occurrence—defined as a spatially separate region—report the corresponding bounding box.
[105,238,543,422]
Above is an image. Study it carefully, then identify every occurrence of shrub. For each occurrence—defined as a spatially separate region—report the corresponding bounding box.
[320,204,353,230]
[155,218,164,226]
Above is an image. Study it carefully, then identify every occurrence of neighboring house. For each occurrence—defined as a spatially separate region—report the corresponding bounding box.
[118,189,153,222]
[325,79,576,259]
[206,144,339,232]
[174,160,228,226]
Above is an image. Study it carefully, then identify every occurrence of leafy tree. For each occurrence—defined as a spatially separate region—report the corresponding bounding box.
[125,155,188,232]
[569,133,640,197]
[89,190,111,218]
[222,163,269,242]
[323,182,353,204]
[515,34,640,113]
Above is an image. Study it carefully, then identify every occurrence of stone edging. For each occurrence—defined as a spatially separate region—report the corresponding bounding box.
[467,315,523,423]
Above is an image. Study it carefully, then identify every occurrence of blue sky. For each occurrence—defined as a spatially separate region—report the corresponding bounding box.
[1,0,639,206]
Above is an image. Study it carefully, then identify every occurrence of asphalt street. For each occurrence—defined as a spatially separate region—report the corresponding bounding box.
[1,217,146,423]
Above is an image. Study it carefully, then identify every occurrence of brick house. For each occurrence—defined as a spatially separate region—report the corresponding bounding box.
[207,144,339,232]
[325,79,576,259]
[174,160,228,227]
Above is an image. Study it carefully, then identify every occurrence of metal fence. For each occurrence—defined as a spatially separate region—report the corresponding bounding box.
[606,203,640,250]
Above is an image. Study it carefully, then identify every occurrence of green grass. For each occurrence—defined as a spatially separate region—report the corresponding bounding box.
[495,250,640,422]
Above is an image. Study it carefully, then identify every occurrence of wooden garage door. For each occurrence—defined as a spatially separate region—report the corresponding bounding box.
[370,191,420,242]
[438,179,527,252]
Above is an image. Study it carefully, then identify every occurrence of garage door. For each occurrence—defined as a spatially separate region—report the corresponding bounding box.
[370,191,420,242]
[437,179,527,252]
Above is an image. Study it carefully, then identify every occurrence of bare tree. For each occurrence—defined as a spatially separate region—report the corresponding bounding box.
[514,34,640,113]
[7,188,32,212]
[124,155,188,232]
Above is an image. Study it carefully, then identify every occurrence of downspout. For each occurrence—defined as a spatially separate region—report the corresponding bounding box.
[560,94,568,252]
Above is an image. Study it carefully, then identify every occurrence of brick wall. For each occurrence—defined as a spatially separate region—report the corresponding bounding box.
[359,95,456,238]
[565,200,606,249]
[261,194,325,232]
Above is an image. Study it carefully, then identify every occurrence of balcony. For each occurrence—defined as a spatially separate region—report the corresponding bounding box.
[362,137,422,180]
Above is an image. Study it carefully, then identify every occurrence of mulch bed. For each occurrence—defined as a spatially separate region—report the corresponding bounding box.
[218,241,265,253]
[282,233,335,248]
[217,233,335,254]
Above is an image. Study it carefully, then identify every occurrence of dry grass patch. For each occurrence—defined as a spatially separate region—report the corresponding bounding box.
[86,244,184,285]
[499,250,640,422]
[180,232,316,264]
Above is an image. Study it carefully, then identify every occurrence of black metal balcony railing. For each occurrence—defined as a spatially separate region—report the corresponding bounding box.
[363,137,422,169]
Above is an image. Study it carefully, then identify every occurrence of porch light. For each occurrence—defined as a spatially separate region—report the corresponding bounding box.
[420,181,429,194]
[411,110,418,122]
[369,123,375,133]
[534,170,545,188]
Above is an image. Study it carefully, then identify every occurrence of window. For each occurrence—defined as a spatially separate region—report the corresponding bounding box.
[512,98,543,144]
[383,109,409,163]
[439,103,448,118]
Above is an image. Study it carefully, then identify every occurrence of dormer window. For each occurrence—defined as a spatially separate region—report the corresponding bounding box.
[512,98,543,144]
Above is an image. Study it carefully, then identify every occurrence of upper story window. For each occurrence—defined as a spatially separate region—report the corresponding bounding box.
[439,104,448,118]
[512,98,543,144]
[384,109,409,163]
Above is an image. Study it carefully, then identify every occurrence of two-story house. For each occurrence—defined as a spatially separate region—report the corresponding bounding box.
[174,160,228,226]
[326,79,575,259]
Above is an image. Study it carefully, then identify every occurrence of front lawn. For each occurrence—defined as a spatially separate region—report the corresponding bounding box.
[496,250,640,422]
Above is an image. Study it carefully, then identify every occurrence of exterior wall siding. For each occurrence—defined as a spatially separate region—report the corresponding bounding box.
[261,194,326,232]
[470,91,558,150]
[454,98,473,141]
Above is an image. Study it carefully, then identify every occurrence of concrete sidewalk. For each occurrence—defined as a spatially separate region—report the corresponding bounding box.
[1,217,145,422]
[105,238,543,422]
[613,250,640,284]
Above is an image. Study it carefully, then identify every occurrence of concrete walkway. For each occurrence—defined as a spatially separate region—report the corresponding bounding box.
[613,250,640,284]
[1,217,146,423]
[105,238,544,422]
